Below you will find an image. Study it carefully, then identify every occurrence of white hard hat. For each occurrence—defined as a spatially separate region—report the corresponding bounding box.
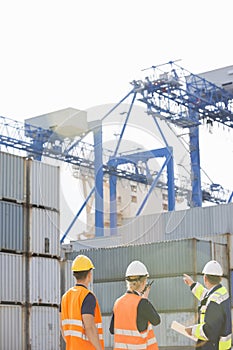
[125,260,149,278]
[202,260,223,276]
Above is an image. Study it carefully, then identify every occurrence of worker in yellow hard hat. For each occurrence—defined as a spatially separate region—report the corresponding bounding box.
[109,260,161,349]
[183,260,232,350]
[60,254,104,350]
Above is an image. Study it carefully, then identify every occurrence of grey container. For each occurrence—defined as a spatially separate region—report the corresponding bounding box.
[29,256,61,305]
[102,315,114,349]
[0,252,25,303]
[94,275,230,316]
[71,238,214,281]
[29,160,60,211]
[93,276,197,314]
[0,200,24,251]
[29,207,60,256]
[0,304,25,350]
[155,311,197,348]
[60,260,73,296]
[30,305,60,350]
[119,203,233,245]
[93,281,126,315]
[0,151,25,203]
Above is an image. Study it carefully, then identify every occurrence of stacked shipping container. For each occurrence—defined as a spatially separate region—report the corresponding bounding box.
[0,152,61,350]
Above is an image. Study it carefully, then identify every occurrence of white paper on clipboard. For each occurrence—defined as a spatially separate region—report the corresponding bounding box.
[171,321,197,342]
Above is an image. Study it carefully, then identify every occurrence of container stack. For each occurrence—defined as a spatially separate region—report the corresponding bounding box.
[63,238,229,350]
[0,151,61,350]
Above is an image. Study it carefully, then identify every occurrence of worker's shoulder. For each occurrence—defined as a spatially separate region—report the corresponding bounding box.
[209,286,229,304]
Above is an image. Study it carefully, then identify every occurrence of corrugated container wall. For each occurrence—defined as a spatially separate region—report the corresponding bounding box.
[155,311,197,348]
[30,207,60,256]
[0,304,61,350]
[118,203,233,245]
[0,201,24,251]
[0,305,25,350]
[60,260,73,296]
[67,238,226,282]
[29,160,60,211]
[70,203,233,251]
[0,151,25,202]
[0,252,25,303]
[29,257,60,305]
[30,305,60,350]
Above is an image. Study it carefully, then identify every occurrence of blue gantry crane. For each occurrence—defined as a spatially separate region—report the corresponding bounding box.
[0,60,233,242]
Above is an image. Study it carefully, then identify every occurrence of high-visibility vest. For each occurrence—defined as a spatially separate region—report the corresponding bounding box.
[192,283,232,350]
[113,293,159,350]
[61,285,104,350]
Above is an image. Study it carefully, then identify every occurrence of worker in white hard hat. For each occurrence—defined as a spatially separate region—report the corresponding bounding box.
[109,260,161,349]
[60,254,104,350]
[183,260,232,350]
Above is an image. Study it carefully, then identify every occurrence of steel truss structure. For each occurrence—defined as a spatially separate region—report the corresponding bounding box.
[0,61,233,242]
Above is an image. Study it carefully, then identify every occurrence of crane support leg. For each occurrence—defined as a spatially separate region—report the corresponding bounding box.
[94,124,104,236]
[109,174,117,235]
[190,125,202,207]
[167,151,175,210]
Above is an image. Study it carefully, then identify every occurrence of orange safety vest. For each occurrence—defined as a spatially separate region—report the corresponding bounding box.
[113,293,159,350]
[61,285,104,350]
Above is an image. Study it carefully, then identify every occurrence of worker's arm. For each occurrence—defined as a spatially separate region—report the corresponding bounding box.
[59,312,66,342]
[109,313,114,334]
[82,313,103,350]
[183,274,207,301]
[138,299,161,327]
[186,302,224,342]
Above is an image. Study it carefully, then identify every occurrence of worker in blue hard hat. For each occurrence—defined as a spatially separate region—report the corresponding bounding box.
[109,260,161,349]
[183,260,232,350]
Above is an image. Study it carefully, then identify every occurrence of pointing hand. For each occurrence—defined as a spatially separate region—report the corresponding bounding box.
[183,274,194,286]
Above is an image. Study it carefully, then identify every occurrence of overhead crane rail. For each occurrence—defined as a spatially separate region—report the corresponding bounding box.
[131,61,233,128]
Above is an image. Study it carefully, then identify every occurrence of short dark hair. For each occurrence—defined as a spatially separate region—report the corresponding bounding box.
[205,274,221,285]
[73,269,92,280]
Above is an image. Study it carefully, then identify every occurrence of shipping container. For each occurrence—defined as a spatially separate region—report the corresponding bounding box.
[119,203,233,245]
[60,260,73,296]
[0,151,25,203]
[0,200,24,251]
[29,160,60,211]
[155,311,197,348]
[0,252,25,303]
[29,207,60,256]
[0,304,25,350]
[68,238,225,282]
[30,305,60,350]
[228,235,233,269]
[102,315,113,349]
[29,256,60,305]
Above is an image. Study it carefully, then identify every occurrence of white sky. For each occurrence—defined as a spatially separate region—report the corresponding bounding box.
[0,0,233,192]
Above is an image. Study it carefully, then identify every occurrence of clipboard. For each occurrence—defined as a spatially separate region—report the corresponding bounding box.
[171,321,197,342]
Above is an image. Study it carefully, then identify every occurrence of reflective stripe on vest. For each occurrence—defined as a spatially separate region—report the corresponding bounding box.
[115,328,148,339]
[219,334,232,350]
[193,324,208,341]
[114,342,147,349]
[192,282,208,301]
[62,319,104,340]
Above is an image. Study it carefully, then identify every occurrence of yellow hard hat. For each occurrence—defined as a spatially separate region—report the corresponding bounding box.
[71,255,95,272]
